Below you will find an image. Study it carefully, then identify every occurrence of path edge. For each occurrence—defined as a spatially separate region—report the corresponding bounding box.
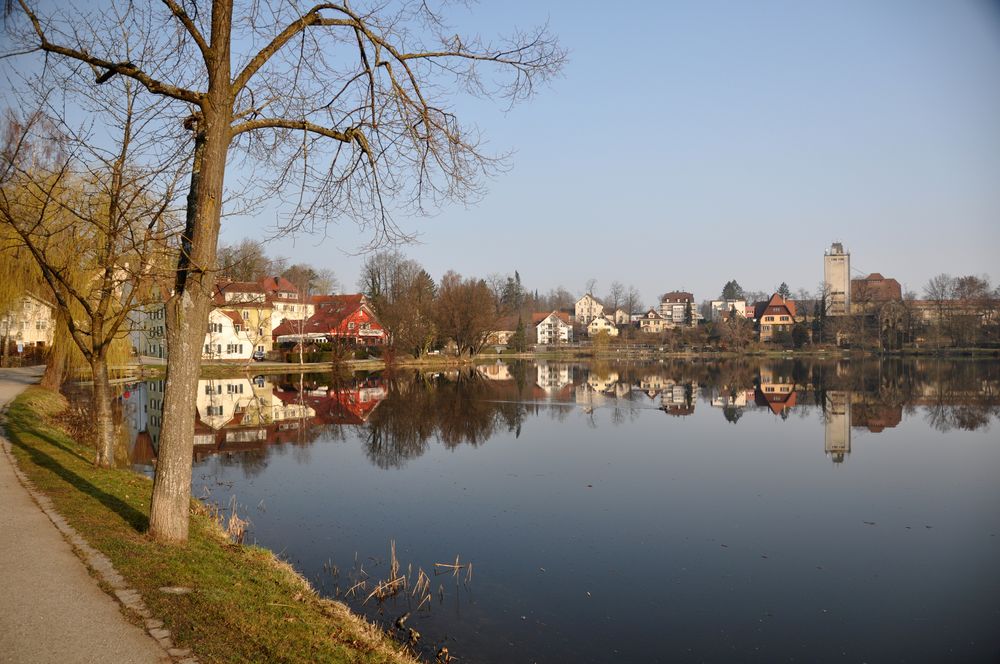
[0,409,198,664]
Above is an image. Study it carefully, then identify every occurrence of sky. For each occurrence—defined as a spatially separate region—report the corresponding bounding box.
[6,1,1000,308]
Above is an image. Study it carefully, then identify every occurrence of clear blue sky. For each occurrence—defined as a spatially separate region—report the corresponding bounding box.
[235,0,999,306]
[8,1,1000,307]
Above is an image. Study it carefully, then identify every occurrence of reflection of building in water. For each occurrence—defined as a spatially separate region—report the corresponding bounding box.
[660,381,697,416]
[478,361,513,381]
[536,363,572,395]
[852,400,903,433]
[639,373,668,398]
[122,381,158,466]
[587,371,619,394]
[284,377,386,425]
[754,369,797,415]
[824,391,851,463]
[196,378,259,430]
[711,390,748,408]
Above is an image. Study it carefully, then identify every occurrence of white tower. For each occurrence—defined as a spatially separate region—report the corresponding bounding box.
[824,243,851,316]
[824,391,852,463]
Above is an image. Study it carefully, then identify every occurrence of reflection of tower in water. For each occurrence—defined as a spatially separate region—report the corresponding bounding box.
[824,391,851,463]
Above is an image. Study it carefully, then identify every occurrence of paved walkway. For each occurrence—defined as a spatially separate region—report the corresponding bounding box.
[0,367,169,663]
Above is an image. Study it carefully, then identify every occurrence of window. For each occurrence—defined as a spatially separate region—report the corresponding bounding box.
[348,322,355,329]
[204,344,211,355]
[242,311,249,320]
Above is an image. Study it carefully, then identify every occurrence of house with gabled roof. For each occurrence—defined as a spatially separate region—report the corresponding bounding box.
[1,292,55,354]
[587,315,619,338]
[203,308,256,360]
[575,293,604,325]
[273,294,385,347]
[533,311,573,344]
[259,276,314,328]
[753,293,798,342]
[638,308,667,335]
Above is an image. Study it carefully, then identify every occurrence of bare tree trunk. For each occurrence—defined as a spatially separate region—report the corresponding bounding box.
[91,354,115,468]
[41,338,67,390]
[148,56,232,543]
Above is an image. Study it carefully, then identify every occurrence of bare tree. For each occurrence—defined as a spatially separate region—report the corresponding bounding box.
[217,239,282,281]
[924,273,954,347]
[435,271,494,356]
[0,95,181,467]
[604,281,625,314]
[359,250,435,357]
[5,0,564,542]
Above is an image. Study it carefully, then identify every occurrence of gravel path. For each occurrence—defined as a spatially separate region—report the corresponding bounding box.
[0,366,170,663]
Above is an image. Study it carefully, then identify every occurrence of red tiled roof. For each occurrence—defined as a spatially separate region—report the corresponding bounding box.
[851,274,902,302]
[492,315,520,331]
[753,293,797,319]
[214,281,271,306]
[216,281,262,293]
[258,276,299,294]
[755,387,798,414]
[221,310,244,326]
[311,294,364,308]
[531,311,571,325]
[660,291,694,303]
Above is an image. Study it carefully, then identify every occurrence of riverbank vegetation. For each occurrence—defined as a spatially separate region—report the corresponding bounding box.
[3,386,418,664]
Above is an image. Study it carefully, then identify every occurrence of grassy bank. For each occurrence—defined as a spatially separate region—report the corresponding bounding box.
[3,386,418,664]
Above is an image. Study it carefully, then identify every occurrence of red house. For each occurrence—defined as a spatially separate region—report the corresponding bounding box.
[273,294,386,347]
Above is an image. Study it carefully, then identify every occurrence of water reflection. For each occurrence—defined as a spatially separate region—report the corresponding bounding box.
[123,358,1000,472]
[116,357,1000,663]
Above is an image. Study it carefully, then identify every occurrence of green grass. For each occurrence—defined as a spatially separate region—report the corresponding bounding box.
[4,387,418,664]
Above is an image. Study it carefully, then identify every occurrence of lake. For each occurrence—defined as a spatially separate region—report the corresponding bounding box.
[122,358,1000,663]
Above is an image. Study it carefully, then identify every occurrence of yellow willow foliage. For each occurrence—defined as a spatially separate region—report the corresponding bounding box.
[0,168,175,379]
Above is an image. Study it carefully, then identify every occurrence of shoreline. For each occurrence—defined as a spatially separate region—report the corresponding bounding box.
[3,386,420,664]
[120,346,1000,380]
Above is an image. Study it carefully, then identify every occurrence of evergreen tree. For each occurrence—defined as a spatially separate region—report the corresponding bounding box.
[721,279,745,300]
[778,282,791,299]
[509,316,527,352]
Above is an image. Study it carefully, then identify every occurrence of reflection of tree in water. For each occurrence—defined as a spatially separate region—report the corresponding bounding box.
[925,402,998,432]
[362,368,533,469]
[219,448,269,478]
[722,405,743,424]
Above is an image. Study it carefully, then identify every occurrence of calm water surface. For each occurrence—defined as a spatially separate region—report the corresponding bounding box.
[123,359,1000,663]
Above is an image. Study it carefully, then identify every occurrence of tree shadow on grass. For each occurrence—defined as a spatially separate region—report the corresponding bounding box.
[12,423,94,464]
[7,432,149,533]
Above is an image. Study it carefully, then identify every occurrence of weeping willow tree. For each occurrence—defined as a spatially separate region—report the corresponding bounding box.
[0,90,182,467]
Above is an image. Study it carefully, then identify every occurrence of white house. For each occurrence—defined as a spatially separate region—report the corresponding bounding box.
[0,293,55,350]
[587,315,619,337]
[536,362,572,393]
[203,309,255,360]
[709,299,749,322]
[659,291,700,327]
[574,293,604,325]
[534,311,573,345]
[196,377,257,433]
